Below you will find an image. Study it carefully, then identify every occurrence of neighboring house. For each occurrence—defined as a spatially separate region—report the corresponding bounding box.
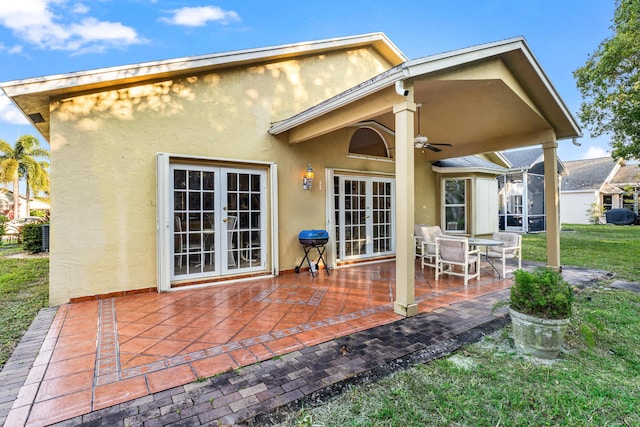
[1,33,581,313]
[611,162,640,216]
[560,157,621,224]
[498,148,567,233]
[0,188,50,218]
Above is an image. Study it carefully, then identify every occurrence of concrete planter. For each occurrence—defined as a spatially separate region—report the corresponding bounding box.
[509,308,570,359]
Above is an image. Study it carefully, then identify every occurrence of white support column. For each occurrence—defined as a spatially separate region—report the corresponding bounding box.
[393,96,418,317]
[543,139,561,271]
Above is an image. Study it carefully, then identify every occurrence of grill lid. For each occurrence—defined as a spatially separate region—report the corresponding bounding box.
[298,229,329,245]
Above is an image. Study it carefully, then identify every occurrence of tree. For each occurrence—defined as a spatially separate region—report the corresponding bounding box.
[574,0,640,160]
[0,135,50,219]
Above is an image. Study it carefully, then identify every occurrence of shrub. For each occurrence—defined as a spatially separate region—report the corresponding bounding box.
[510,267,573,319]
[22,223,43,253]
[0,215,7,239]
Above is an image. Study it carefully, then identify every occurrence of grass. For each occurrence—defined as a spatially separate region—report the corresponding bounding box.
[281,224,640,426]
[523,224,640,281]
[286,288,640,426]
[0,243,49,369]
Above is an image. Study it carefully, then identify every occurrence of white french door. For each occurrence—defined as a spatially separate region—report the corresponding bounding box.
[334,175,395,261]
[170,164,266,281]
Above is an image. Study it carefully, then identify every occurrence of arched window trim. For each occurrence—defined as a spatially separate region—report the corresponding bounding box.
[347,122,393,161]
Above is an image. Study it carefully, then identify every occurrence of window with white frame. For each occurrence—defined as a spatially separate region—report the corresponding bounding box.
[442,179,467,233]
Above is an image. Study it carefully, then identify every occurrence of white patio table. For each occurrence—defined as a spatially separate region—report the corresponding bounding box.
[468,238,505,278]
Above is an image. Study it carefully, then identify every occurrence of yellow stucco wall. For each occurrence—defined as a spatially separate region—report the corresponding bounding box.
[48,47,398,305]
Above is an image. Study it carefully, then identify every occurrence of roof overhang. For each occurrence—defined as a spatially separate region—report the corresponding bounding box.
[269,37,582,160]
[1,32,407,142]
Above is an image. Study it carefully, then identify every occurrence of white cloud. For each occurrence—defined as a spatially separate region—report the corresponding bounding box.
[70,3,89,14]
[581,145,610,159]
[161,6,240,27]
[0,1,144,53]
[0,94,29,125]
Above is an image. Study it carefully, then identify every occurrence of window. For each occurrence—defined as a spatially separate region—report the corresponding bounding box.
[602,195,613,212]
[443,179,467,233]
[348,128,389,158]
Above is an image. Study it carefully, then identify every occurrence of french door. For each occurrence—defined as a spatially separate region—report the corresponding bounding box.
[171,164,266,280]
[334,175,395,261]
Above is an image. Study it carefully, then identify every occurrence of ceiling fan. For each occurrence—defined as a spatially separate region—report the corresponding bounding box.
[414,103,452,152]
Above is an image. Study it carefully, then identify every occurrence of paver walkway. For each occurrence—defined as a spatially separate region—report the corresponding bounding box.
[0,261,611,426]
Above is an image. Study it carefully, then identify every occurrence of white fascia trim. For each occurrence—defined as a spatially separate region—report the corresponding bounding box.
[493,151,512,168]
[560,189,599,194]
[1,33,405,97]
[431,166,507,175]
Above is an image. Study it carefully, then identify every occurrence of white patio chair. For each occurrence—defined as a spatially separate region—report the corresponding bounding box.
[174,216,202,269]
[435,236,480,286]
[414,224,443,270]
[486,231,522,277]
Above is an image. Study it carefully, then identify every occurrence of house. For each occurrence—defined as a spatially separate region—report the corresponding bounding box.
[0,188,50,218]
[1,33,581,312]
[611,162,640,216]
[560,158,639,224]
[498,147,567,232]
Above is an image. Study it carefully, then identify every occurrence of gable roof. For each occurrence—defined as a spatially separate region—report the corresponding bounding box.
[1,33,406,141]
[501,147,568,175]
[269,36,582,144]
[501,147,543,169]
[561,157,620,191]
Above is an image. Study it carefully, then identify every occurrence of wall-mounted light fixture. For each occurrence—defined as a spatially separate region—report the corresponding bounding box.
[303,163,314,190]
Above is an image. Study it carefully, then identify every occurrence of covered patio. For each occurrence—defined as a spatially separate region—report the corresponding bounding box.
[4,261,511,426]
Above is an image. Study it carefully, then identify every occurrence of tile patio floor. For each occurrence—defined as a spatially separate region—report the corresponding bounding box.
[4,260,512,426]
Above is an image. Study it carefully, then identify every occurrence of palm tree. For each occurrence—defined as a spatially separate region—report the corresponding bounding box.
[0,135,50,219]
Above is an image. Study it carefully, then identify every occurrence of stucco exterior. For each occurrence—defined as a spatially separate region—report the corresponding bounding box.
[47,44,398,304]
[2,33,581,309]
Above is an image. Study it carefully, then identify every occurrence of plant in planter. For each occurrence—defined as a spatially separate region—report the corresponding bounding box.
[508,267,574,359]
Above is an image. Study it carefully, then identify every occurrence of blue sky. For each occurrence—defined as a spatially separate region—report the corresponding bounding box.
[0,0,617,162]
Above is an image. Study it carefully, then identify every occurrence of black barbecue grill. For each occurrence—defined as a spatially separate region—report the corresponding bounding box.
[295,229,330,277]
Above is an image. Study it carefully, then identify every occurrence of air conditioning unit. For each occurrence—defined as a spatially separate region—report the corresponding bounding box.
[41,224,50,252]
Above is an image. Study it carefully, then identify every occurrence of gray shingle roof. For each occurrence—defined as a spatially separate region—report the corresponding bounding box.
[611,163,640,185]
[502,148,543,169]
[432,155,507,172]
[561,157,618,191]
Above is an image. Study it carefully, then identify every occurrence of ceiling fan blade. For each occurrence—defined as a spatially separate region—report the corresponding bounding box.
[425,145,442,152]
[429,143,453,147]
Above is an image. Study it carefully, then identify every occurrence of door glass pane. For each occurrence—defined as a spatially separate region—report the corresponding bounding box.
[226,171,263,270]
[371,178,392,254]
[172,167,216,277]
[337,176,394,260]
[171,165,265,280]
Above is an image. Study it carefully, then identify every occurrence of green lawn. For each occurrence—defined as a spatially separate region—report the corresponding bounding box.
[289,288,640,427]
[0,244,49,368]
[522,224,640,281]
